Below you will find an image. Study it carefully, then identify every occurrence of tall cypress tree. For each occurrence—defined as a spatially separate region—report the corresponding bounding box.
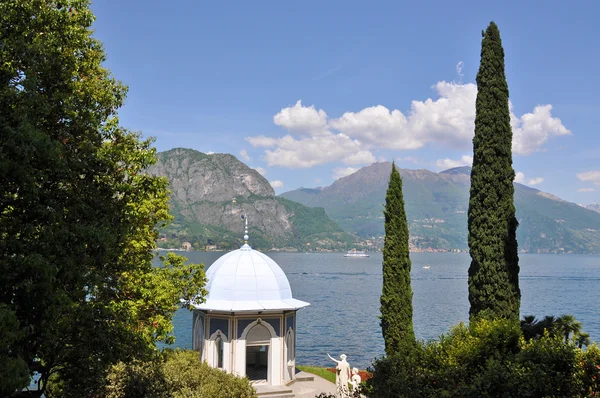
[380,162,414,355]
[468,21,520,321]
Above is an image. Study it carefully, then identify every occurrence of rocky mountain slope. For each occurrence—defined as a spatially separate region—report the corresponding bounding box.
[148,148,356,250]
[281,163,600,254]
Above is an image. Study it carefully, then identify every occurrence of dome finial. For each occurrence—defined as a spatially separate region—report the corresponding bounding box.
[243,215,249,243]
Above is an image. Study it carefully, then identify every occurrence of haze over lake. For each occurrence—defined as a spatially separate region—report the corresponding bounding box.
[162,251,600,369]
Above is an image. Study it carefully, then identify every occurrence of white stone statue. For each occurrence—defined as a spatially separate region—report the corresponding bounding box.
[350,367,361,392]
[327,353,351,398]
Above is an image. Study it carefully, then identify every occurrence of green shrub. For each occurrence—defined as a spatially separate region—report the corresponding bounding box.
[104,360,167,398]
[368,318,599,398]
[577,344,600,396]
[104,350,257,398]
[508,333,579,397]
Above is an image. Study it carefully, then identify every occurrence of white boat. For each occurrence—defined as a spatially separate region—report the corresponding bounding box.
[344,249,369,257]
[423,265,430,269]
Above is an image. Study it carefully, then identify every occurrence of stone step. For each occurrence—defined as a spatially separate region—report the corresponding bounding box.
[255,385,295,398]
[293,371,315,382]
[258,395,295,398]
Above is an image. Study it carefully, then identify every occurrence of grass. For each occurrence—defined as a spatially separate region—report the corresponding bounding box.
[296,365,337,384]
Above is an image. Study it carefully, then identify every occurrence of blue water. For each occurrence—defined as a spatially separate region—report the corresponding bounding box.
[164,251,600,370]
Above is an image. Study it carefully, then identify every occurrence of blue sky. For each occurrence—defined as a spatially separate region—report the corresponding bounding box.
[91,0,600,204]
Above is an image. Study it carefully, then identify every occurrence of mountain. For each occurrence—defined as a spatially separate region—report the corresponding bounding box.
[148,148,356,251]
[280,162,600,254]
[586,203,600,214]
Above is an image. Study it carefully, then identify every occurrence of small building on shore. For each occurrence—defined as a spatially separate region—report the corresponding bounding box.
[191,222,309,386]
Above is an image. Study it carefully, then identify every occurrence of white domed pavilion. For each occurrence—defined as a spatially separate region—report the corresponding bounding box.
[192,221,309,386]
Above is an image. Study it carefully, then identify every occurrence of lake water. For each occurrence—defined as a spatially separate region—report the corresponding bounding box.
[163,251,600,369]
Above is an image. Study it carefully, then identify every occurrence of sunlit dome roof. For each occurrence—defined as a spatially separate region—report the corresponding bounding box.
[194,243,310,312]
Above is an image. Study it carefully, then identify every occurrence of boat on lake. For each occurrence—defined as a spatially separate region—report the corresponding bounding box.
[344,249,369,258]
[423,265,430,269]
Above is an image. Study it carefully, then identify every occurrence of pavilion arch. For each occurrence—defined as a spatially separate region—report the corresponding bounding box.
[236,318,281,384]
[284,327,295,382]
[207,329,231,371]
[192,315,205,361]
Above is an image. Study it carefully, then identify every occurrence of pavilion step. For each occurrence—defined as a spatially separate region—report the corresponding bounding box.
[293,371,315,382]
[255,385,295,398]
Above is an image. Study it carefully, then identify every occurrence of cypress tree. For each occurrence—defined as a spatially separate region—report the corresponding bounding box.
[380,162,414,355]
[468,21,520,320]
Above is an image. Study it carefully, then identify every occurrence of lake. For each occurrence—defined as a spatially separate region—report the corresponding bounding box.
[163,251,600,369]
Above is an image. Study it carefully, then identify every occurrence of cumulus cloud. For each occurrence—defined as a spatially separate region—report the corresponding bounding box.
[577,170,600,186]
[329,104,418,149]
[239,149,251,162]
[332,167,359,180]
[273,100,328,136]
[578,187,595,192]
[253,167,267,176]
[270,180,284,188]
[246,135,278,147]
[528,177,544,185]
[514,171,543,185]
[514,172,525,183]
[435,155,473,171]
[456,61,464,81]
[511,105,570,155]
[259,134,375,168]
[247,81,569,168]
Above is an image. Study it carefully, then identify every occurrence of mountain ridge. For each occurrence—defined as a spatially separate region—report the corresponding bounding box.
[280,162,600,254]
[148,148,357,251]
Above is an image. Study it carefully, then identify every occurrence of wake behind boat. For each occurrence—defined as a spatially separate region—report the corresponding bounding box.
[344,249,369,257]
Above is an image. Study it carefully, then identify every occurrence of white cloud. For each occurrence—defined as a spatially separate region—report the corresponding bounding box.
[329,104,418,149]
[260,134,375,168]
[246,135,277,147]
[514,171,543,185]
[206,151,215,155]
[511,105,570,155]
[435,155,473,171]
[514,171,525,183]
[332,167,359,180]
[247,81,569,168]
[270,180,284,188]
[577,171,600,186]
[239,149,251,162]
[528,177,544,185]
[578,187,595,192]
[273,100,328,136]
[456,61,464,81]
[253,167,267,176]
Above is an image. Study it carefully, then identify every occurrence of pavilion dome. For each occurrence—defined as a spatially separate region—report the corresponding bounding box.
[194,243,310,312]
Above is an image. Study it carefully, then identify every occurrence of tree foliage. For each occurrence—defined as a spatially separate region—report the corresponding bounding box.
[468,21,520,321]
[521,314,590,348]
[0,305,30,396]
[380,163,414,355]
[0,1,206,396]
